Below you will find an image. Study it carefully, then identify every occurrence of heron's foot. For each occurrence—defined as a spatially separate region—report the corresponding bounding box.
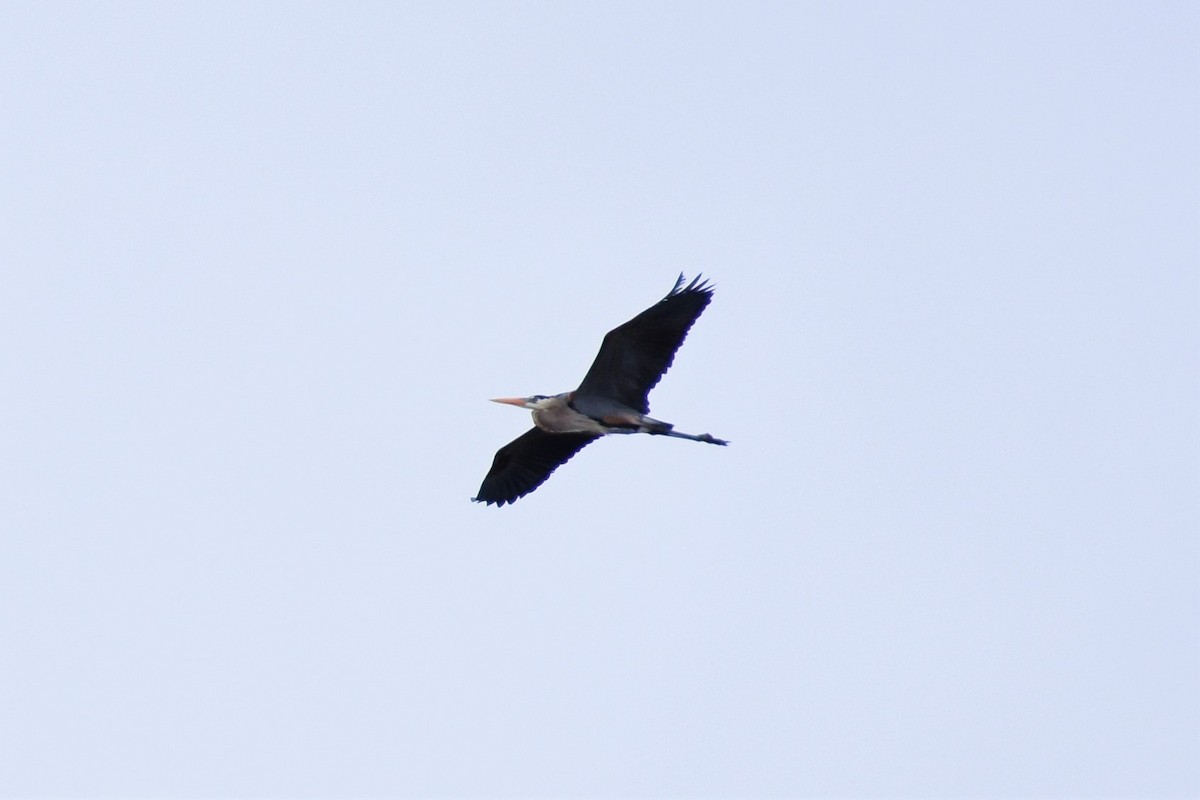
[658,429,728,445]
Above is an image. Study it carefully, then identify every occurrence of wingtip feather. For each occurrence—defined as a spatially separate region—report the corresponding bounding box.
[668,272,715,298]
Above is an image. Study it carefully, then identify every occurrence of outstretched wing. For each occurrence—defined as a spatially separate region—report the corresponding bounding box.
[473,427,600,506]
[575,274,714,413]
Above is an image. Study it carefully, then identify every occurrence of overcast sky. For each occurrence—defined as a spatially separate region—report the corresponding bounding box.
[1,2,1197,797]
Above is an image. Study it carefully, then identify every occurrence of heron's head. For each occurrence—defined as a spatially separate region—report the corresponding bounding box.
[490,394,557,410]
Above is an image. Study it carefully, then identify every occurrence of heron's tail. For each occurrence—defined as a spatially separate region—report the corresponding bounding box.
[638,417,674,434]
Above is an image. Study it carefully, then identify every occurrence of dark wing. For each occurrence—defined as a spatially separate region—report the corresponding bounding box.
[472,427,600,506]
[575,274,714,413]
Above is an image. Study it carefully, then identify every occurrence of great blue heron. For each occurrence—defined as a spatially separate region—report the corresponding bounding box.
[473,273,727,506]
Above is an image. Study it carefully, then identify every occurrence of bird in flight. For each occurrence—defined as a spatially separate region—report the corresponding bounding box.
[473,273,727,506]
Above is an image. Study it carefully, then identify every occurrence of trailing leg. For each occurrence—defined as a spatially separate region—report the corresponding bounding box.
[657,428,728,446]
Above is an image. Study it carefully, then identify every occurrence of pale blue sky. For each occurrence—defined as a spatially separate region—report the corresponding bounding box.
[1,2,1197,797]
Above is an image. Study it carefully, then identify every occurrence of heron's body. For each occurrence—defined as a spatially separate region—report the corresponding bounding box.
[527,393,610,434]
[522,392,670,435]
[473,274,727,506]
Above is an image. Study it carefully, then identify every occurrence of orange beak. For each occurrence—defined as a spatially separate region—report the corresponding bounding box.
[490,397,528,407]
